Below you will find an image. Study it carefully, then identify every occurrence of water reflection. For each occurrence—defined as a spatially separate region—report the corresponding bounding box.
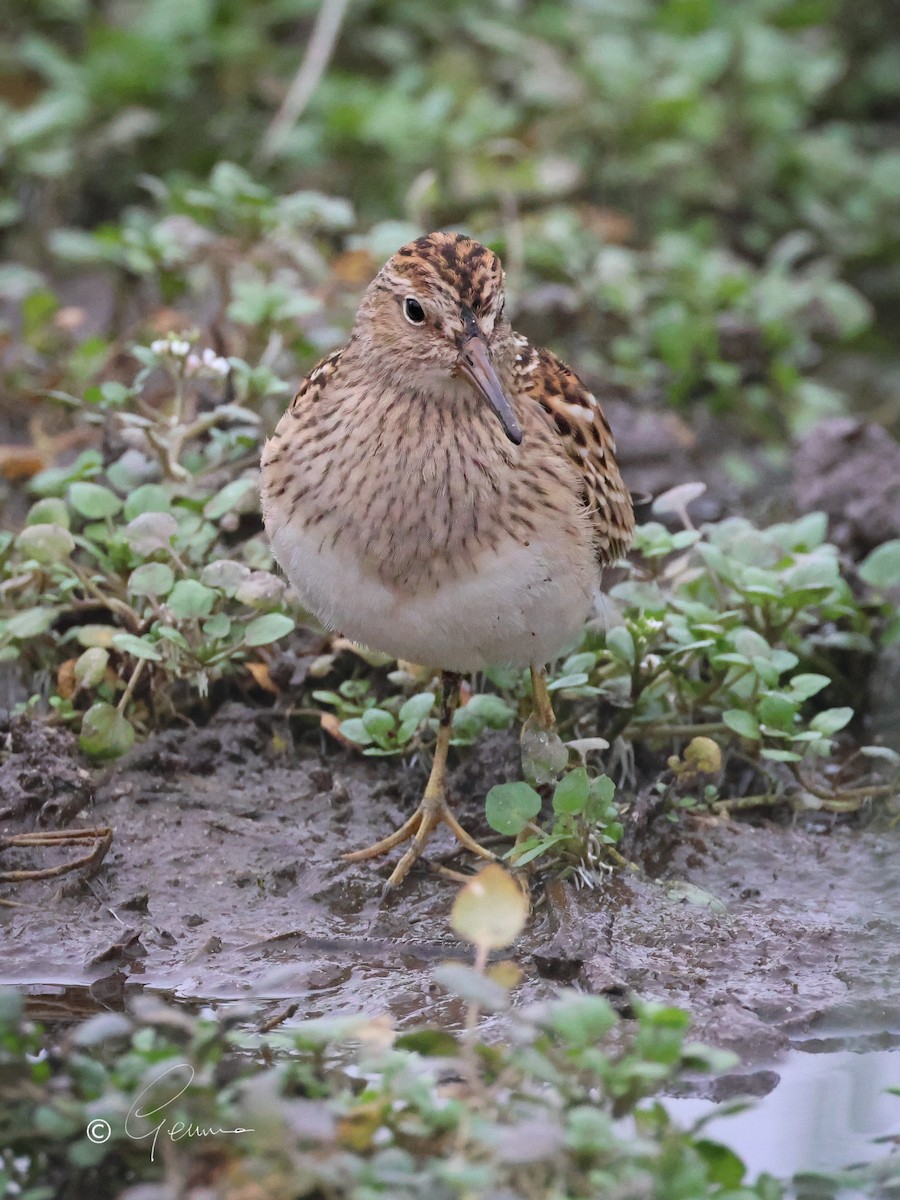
[668,1048,900,1178]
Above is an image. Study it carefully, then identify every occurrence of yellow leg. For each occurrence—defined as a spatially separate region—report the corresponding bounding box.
[343,672,496,889]
[530,665,556,729]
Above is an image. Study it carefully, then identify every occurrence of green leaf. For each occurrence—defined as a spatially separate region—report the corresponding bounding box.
[789,673,831,700]
[547,672,590,691]
[26,497,70,528]
[507,833,567,867]
[200,559,250,593]
[545,995,617,1048]
[123,484,171,521]
[758,692,798,732]
[202,613,231,639]
[809,707,853,735]
[68,481,121,519]
[128,562,174,598]
[722,710,760,740]
[859,539,900,589]
[588,774,616,806]
[552,768,590,814]
[203,475,258,520]
[694,1139,746,1188]
[125,512,178,554]
[398,691,435,724]
[464,693,515,728]
[243,613,295,646]
[338,718,374,746]
[79,702,135,759]
[451,864,529,950]
[112,632,162,661]
[361,707,396,738]
[156,625,189,650]
[7,607,56,639]
[485,781,542,835]
[16,523,75,564]
[167,580,217,619]
[605,626,635,665]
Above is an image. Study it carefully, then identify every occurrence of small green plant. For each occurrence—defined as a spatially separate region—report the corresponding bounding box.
[0,334,296,757]
[586,494,899,812]
[484,768,625,878]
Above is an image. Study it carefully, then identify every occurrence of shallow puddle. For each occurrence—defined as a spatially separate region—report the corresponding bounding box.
[668,1046,900,1183]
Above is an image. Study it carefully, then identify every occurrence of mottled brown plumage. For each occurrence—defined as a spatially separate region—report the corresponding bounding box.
[260,232,634,887]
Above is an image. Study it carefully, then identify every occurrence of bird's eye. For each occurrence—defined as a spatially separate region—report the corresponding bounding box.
[403,297,426,325]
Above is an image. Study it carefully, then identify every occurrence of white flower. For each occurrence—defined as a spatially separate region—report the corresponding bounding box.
[150,339,168,355]
[201,347,229,376]
[170,339,191,358]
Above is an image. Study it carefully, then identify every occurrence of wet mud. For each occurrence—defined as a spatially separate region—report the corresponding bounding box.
[2,703,897,1091]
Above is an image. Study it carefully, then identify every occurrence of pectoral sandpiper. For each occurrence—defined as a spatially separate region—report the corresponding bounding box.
[260,232,634,888]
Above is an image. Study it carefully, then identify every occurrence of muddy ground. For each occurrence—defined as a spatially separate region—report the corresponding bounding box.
[2,699,897,1099]
[2,415,899,1103]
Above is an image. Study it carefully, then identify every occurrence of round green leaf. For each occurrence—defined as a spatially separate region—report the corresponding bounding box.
[68,482,122,519]
[589,774,616,806]
[243,613,295,646]
[234,571,285,607]
[485,781,542,835]
[202,612,232,639]
[552,768,590,814]
[123,484,171,522]
[79,702,135,759]
[16,523,75,564]
[361,707,396,738]
[26,497,70,528]
[167,579,217,619]
[124,512,178,555]
[128,562,175,598]
[200,559,250,595]
[859,539,900,589]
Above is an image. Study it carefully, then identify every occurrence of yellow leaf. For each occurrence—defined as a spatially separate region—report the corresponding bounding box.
[451,864,529,951]
[684,736,722,775]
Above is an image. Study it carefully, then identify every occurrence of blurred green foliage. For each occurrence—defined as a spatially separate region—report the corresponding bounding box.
[1,0,898,438]
[3,0,899,258]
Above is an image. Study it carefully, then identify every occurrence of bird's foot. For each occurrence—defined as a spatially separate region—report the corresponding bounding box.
[343,791,495,890]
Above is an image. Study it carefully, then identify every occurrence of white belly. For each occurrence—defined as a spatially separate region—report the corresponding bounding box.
[270,524,594,672]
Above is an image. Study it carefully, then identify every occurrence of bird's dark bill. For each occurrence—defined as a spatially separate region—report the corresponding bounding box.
[458,334,523,445]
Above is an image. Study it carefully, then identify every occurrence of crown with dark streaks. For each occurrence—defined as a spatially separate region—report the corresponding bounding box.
[382,232,505,319]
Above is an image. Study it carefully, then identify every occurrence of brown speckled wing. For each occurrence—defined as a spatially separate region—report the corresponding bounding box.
[514,338,635,565]
[290,348,344,415]
[259,348,344,501]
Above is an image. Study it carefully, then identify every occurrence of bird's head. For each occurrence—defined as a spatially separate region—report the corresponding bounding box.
[352,232,522,445]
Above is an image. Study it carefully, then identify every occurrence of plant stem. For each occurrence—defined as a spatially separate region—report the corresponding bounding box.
[117,659,146,714]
